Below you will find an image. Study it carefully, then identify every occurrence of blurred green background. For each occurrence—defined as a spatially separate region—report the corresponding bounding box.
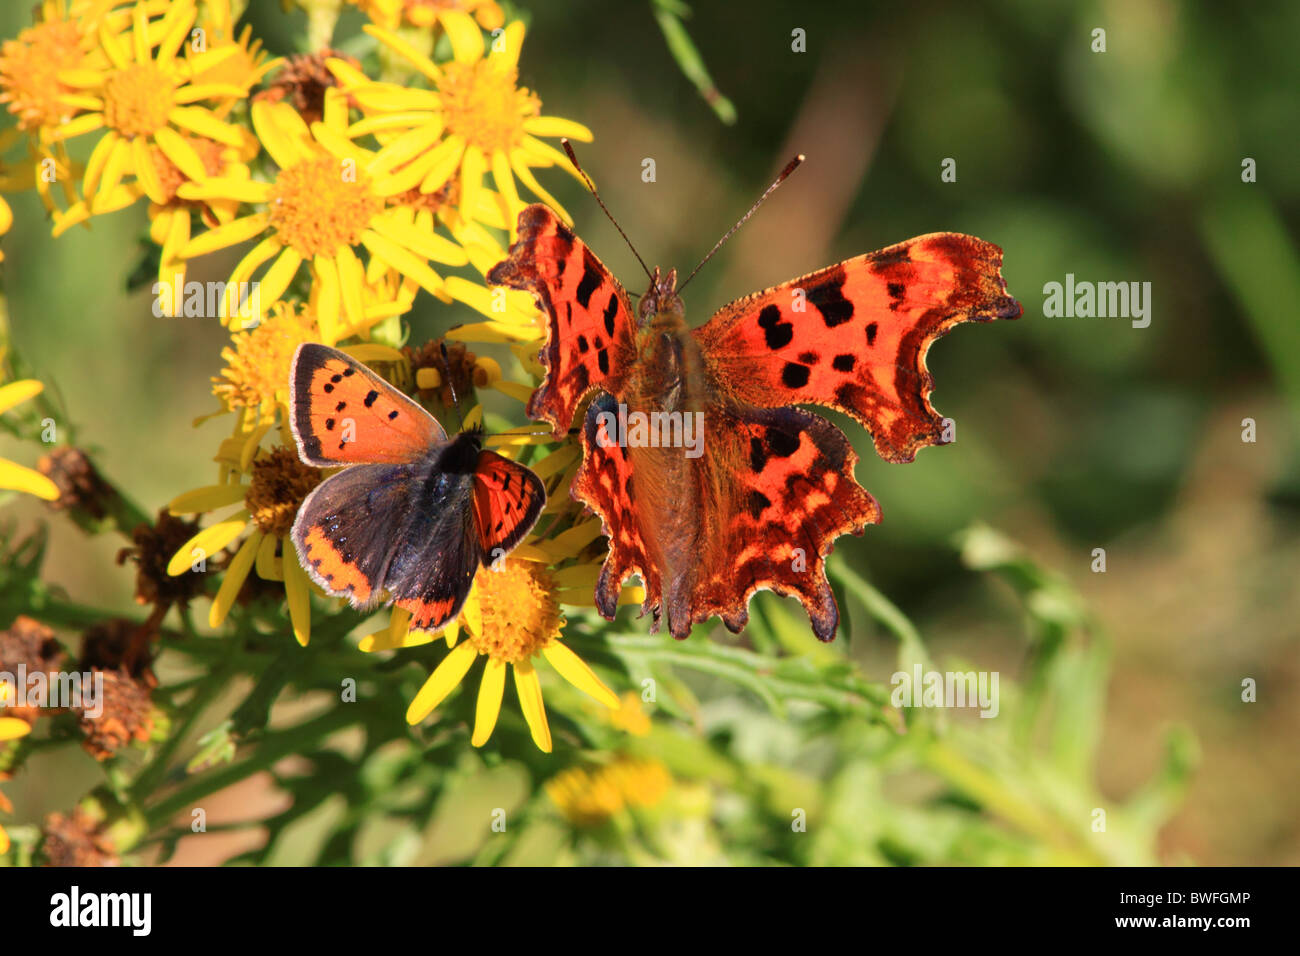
[1,0,1297,865]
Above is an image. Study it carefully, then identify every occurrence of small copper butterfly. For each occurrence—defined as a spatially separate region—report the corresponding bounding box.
[289,344,546,631]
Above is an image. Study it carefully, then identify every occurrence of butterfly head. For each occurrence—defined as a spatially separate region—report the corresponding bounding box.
[637,266,684,327]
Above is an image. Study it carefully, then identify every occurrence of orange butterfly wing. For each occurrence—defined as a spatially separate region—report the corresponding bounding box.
[487,204,638,436]
[290,343,443,466]
[472,450,546,561]
[693,234,1021,463]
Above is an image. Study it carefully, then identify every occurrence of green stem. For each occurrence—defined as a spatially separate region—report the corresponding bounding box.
[142,706,362,833]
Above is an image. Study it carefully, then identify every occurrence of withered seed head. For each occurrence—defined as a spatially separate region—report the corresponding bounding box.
[77,667,156,762]
[42,806,117,867]
[254,48,360,126]
[118,508,205,611]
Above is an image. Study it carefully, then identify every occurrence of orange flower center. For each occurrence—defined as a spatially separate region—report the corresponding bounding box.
[0,19,85,131]
[467,559,562,663]
[213,301,319,417]
[437,60,539,155]
[268,153,383,258]
[102,63,176,138]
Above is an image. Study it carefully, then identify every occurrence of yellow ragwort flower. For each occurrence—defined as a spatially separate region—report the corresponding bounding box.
[352,0,504,32]
[0,380,59,500]
[50,0,255,218]
[0,0,118,139]
[211,300,322,429]
[404,557,620,753]
[334,12,592,234]
[177,93,472,340]
[546,756,672,827]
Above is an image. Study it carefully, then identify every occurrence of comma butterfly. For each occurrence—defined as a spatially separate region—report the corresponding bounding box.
[488,152,1022,641]
[289,344,545,631]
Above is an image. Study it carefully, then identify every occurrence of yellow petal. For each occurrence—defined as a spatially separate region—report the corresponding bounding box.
[370,212,468,266]
[334,246,366,328]
[167,483,247,514]
[447,321,540,343]
[406,641,478,724]
[154,126,209,182]
[441,10,485,64]
[50,113,104,141]
[0,380,43,415]
[81,129,118,199]
[208,529,261,627]
[542,642,619,708]
[489,21,526,71]
[418,135,466,195]
[459,144,485,222]
[368,121,443,178]
[168,511,249,576]
[132,135,168,205]
[513,660,552,753]
[257,246,304,308]
[309,120,373,169]
[168,107,245,147]
[180,213,270,258]
[283,542,311,646]
[522,117,594,142]
[471,657,506,746]
[0,717,32,742]
[313,253,341,345]
[361,229,445,299]
[97,134,132,201]
[255,530,282,581]
[174,83,249,104]
[490,148,521,240]
[510,151,571,224]
[460,582,482,633]
[251,100,305,169]
[361,25,441,83]
[225,236,282,322]
[0,460,58,501]
[176,178,273,204]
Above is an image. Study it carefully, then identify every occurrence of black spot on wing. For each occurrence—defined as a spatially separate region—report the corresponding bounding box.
[597,349,610,375]
[757,304,793,350]
[798,350,819,364]
[866,322,878,346]
[747,490,772,520]
[576,260,601,309]
[832,353,856,372]
[364,390,378,407]
[603,293,619,336]
[781,362,810,388]
[749,437,767,473]
[807,268,854,327]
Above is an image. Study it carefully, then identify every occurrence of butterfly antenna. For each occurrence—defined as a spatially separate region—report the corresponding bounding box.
[677,154,805,294]
[562,138,654,283]
[438,343,467,432]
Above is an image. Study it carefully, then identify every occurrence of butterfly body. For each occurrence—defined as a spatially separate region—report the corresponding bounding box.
[289,344,545,632]
[489,203,1021,641]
